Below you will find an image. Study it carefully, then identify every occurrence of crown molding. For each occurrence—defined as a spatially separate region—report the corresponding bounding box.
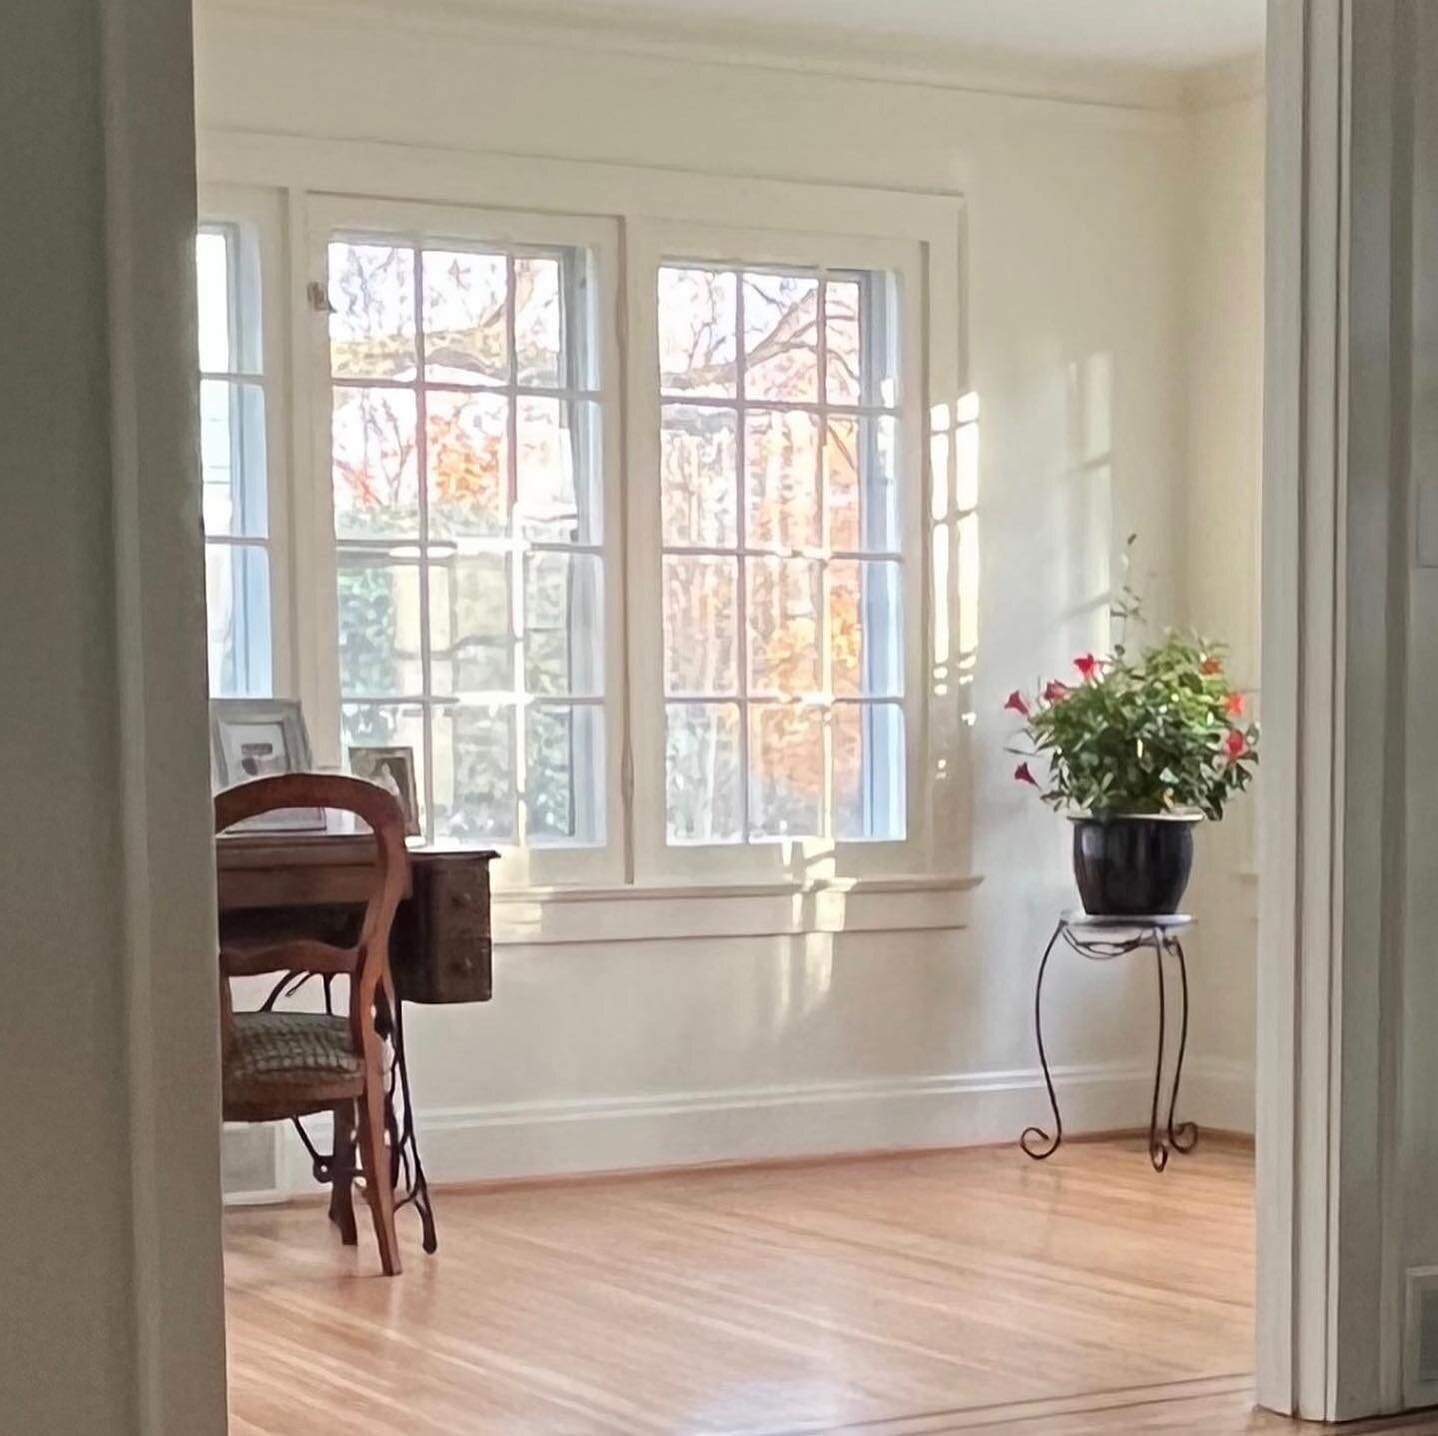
[199,0,1260,115]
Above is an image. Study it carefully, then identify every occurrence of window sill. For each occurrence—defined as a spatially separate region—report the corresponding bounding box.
[489,873,982,946]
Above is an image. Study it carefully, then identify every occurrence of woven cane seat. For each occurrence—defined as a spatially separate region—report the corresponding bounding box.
[222,1010,364,1119]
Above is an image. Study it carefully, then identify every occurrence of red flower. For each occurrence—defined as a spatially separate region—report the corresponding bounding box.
[1014,762,1039,788]
[1004,689,1030,718]
[1202,656,1223,675]
[1043,680,1070,704]
[1074,653,1101,681]
[1225,692,1245,717]
[1223,729,1248,763]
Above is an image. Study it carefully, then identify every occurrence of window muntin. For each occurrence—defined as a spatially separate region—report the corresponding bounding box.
[657,263,906,845]
[327,235,605,848]
[197,223,272,698]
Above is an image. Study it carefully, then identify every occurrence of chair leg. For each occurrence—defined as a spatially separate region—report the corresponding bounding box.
[356,1080,401,1276]
[327,1101,358,1247]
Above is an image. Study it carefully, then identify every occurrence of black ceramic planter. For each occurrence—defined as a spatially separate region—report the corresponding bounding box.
[1069,814,1200,916]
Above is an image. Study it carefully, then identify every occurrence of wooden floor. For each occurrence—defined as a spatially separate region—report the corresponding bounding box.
[224,1139,1436,1434]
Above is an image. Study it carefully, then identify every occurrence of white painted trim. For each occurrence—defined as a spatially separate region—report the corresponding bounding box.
[491,875,979,945]
[225,1056,1251,1200]
[198,129,967,234]
[197,0,1241,115]
[1259,0,1411,1421]
[102,0,229,1428]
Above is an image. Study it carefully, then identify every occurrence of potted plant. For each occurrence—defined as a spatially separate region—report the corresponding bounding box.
[1004,604,1259,917]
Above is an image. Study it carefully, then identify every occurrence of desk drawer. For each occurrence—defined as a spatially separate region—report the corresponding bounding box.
[393,857,494,1005]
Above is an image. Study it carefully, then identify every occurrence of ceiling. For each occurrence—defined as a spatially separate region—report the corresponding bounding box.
[568,0,1266,71]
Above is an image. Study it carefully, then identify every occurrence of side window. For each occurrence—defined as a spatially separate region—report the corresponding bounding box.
[196,223,273,696]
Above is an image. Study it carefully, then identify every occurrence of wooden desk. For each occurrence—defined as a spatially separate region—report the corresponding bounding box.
[216,833,498,1006]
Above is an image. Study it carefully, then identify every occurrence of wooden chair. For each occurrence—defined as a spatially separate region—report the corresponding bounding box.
[215,772,409,1276]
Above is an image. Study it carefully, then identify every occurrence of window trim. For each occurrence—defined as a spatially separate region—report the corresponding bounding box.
[201,138,971,900]
[627,219,933,884]
[299,195,626,889]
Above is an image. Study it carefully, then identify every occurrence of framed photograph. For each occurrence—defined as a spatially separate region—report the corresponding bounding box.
[349,745,422,837]
[210,699,326,833]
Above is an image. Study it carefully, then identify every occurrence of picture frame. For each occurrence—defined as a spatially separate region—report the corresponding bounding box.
[348,745,422,838]
[210,698,326,833]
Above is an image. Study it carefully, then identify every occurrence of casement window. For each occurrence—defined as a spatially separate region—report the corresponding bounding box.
[196,219,273,697]
[653,261,906,847]
[300,199,622,880]
[626,222,929,884]
[200,177,958,893]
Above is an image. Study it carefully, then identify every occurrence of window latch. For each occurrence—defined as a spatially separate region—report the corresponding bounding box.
[307,280,334,314]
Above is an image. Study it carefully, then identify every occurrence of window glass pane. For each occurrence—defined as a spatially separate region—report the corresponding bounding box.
[517,397,601,544]
[332,386,419,540]
[746,558,821,698]
[746,410,821,551]
[829,559,903,698]
[666,702,742,843]
[748,704,822,839]
[663,556,737,696]
[433,703,517,843]
[743,271,819,403]
[661,404,737,548]
[329,222,605,853]
[824,278,861,406]
[422,248,507,386]
[429,555,513,695]
[826,415,899,553]
[834,703,906,841]
[527,705,604,844]
[659,266,737,398]
[198,221,270,702]
[200,379,268,539]
[656,257,902,848]
[515,255,562,388]
[426,389,508,538]
[195,230,231,373]
[336,556,424,697]
[525,552,603,698]
[329,241,415,380]
[205,543,271,698]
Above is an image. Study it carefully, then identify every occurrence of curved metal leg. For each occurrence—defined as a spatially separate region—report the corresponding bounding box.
[1165,937,1199,1155]
[1021,923,1066,1160]
[1148,929,1170,1171]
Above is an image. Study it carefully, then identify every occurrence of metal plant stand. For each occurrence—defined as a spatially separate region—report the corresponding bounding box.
[1020,913,1197,1172]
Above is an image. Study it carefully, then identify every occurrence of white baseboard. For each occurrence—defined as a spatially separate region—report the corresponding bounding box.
[227,1056,1255,1201]
[1184,1057,1256,1134]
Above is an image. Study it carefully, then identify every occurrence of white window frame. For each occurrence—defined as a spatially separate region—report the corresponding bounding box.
[197,182,294,700]
[628,221,931,883]
[202,136,970,904]
[298,194,626,889]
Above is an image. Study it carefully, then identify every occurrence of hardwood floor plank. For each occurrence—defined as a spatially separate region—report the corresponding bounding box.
[225,1138,1332,1435]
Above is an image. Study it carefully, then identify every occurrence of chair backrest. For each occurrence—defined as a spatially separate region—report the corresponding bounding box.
[215,773,410,1046]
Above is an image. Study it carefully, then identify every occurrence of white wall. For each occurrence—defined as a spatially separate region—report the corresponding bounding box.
[1182,90,1266,1119]
[197,0,1262,1186]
